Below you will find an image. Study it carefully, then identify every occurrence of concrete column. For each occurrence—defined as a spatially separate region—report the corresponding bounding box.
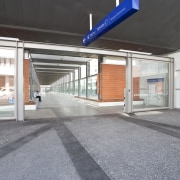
[16,44,24,121]
[169,58,174,109]
[73,71,75,95]
[78,67,81,97]
[86,62,90,98]
[98,56,103,100]
[125,53,132,113]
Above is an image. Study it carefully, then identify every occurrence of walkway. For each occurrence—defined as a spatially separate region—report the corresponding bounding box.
[0,92,180,180]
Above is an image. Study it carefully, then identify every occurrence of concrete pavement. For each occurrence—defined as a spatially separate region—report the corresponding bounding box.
[0,92,180,180]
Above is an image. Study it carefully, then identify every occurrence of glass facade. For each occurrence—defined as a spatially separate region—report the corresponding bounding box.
[0,48,15,118]
[75,69,78,80]
[81,65,86,78]
[50,55,172,113]
[132,59,169,111]
[74,80,78,96]
[69,82,74,95]
[88,76,98,100]
[90,59,98,75]
[51,59,99,99]
[80,79,86,97]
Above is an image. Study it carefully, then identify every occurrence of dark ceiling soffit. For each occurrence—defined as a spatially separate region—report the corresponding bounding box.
[0,25,175,55]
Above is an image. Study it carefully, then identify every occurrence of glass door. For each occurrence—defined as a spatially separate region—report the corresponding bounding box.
[0,48,15,119]
[132,59,169,111]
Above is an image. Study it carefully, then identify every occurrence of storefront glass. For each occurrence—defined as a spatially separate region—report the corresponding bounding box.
[132,59,169,111]
[0,48,15,118]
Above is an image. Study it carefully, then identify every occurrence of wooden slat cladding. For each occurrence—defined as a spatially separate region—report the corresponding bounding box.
[101,64,126,101]
[133,77,140,100]
[24,59,30,103]
[99,64,140,101]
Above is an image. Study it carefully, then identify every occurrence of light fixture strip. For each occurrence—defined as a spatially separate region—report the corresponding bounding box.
[119,49,152,55]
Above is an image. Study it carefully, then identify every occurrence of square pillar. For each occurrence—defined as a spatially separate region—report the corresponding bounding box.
[86,62,90,98]
[98,56,103,100]
[78,67,81,97]
[125,53,132,113]
[16,44,24,121]
[169,58,174,109]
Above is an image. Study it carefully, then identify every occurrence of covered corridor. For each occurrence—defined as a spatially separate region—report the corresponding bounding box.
[25,92,124,120]
[0,40,174,121]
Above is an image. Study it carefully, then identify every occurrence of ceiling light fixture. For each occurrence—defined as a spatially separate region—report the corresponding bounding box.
[119,49,152,55]
[0,37,19,41]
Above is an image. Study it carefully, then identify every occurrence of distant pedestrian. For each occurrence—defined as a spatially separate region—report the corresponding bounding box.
[34,91,41,101]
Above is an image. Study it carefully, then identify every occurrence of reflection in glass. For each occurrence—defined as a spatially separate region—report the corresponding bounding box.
[133,59,169,111]
[0,48,15,118]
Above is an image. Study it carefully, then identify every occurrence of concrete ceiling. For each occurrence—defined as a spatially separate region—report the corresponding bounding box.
[1,0,180,85]
[0,0,180,55]
[29,47,100,85]
[31,53,90,85]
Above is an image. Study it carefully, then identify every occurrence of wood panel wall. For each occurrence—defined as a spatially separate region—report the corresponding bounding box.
[101,64,126,101]
[98,64,140,101]
[24,59,29,103]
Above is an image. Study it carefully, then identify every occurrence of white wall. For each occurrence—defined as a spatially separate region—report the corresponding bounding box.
[167,52,180,108]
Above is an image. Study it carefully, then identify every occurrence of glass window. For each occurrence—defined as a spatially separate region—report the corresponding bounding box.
[69,82,74,95]
[132,59,169,111]
[88,76,98,100]
[65,83,69,94]
[80,79,86,97]
[90,59,98,75]
[81,65,86,78]
[70,72,73,82]
[75,69,78,80]
[74,80,78,96]
[0,48,15,119]
[66,74,70,83]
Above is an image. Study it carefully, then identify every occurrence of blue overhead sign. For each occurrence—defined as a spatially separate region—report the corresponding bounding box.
[82,0,139,46]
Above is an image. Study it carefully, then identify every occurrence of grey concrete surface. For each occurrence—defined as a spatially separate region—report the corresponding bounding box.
[0,129,81,180]
[65,115,180,180]
[0,92,180,180]
[0,122,48,148]
[132,109,180,126]
[25,108,56,120]
[38,92,124,117]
